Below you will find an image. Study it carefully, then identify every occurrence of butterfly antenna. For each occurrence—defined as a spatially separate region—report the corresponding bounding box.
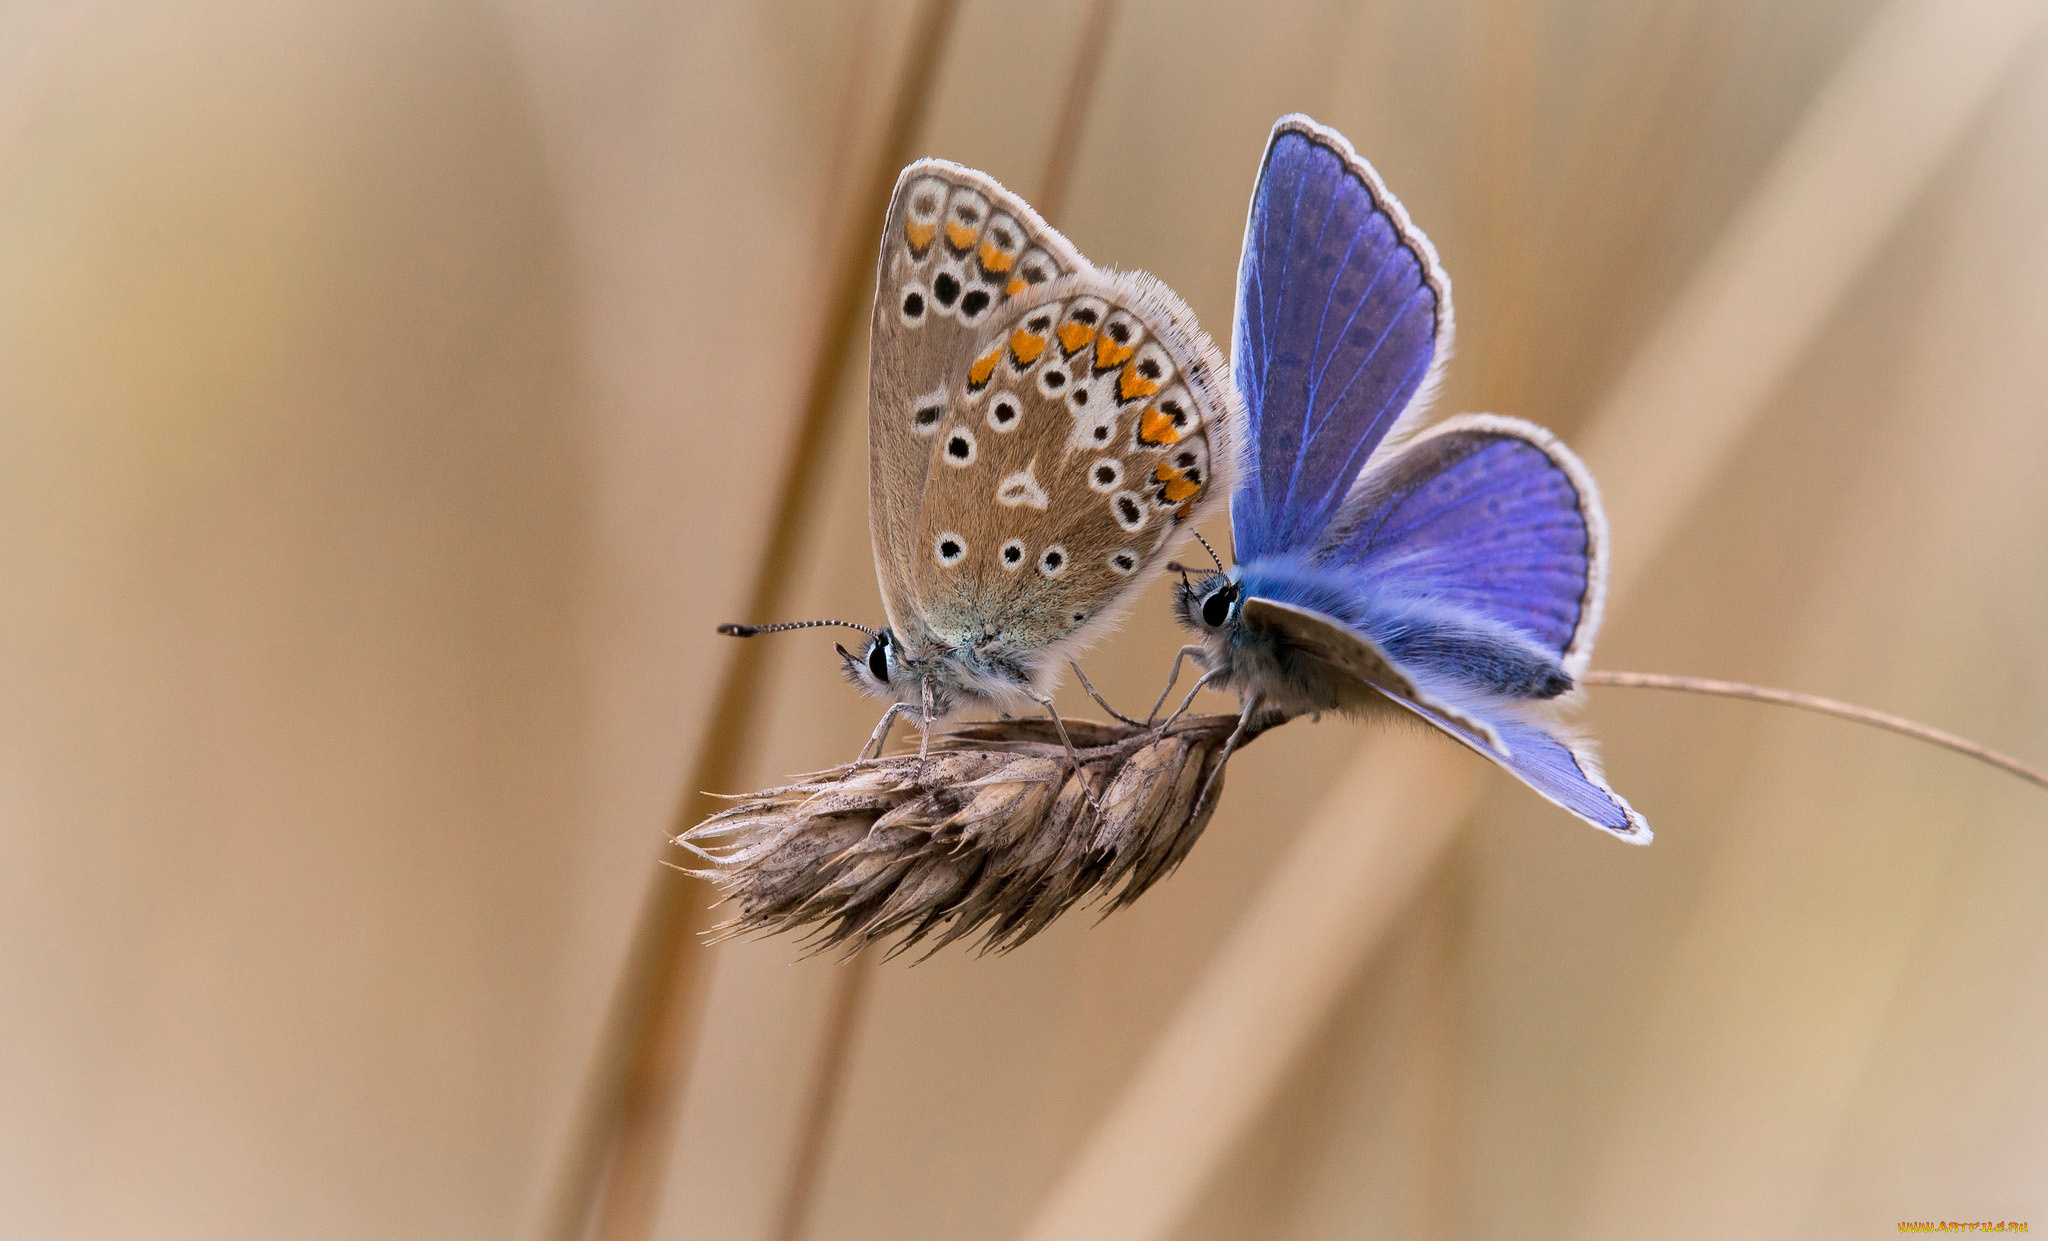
[1193,532,1224,573]
[718,619,878,639]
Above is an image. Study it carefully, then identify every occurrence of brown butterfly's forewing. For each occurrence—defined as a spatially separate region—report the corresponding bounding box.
[868,162,1082,646]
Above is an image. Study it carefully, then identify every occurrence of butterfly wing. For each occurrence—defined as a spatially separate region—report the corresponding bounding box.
[1242,414,1642,839]
[870,160,1086,639]
[1238,597,1645,840]
[1385,694,1650,842]
[1239,596,1503,751]
[1318,413,1607,679]
[911,271,1240,684]
[1231,114,1453,561]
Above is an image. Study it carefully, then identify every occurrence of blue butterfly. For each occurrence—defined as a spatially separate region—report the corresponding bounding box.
[1166,115,1648,843]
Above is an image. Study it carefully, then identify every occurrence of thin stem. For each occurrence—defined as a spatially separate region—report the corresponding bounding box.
[548,6,965,1240]
[763,7,1121,1240]
[1034,0,1118,224]
[1582,670,2048,793]
[767,955,873,1241]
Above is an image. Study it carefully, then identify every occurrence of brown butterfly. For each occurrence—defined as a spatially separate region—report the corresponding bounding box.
[725,159,1242,771]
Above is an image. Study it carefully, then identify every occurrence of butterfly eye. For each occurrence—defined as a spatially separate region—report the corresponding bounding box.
[867,635,890,682]
[1201,583,1238,628]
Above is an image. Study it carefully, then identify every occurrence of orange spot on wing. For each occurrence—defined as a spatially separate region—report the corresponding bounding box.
[905,221,936,251]
[977,242,1015,273]
[967,346,1001,390]
[1094,335,1135,370]
[1138,407,1182,444]
[1155,459,1200,503]
[1008,329,1047,367]
[1057,322,1096,355]
[1118,363,1161,402]
[1006,276,1028,296]
[944,220,978,251]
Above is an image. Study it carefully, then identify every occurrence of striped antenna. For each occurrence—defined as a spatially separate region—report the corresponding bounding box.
[717,619,878,639]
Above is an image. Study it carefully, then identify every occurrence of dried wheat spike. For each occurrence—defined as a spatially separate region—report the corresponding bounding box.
[677,711,1284,957]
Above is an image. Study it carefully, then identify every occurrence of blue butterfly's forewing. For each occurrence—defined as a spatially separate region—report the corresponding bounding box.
[1231,116,1452,560]
[1318,414,1607,676]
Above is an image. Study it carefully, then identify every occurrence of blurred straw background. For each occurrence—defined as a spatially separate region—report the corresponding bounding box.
[4,1,2048,1239]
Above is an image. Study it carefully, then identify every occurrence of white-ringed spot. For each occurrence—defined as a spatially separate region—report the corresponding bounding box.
[930,260,969,317]
[1107,550,1138,576]
[899,281,930,325]
[957,281,994,324]
[1038,545,1069,577]
[986,392,1022,432]
[912,386,948,436]
[942,426,977,466]
[1086,458,1124,493]
[999,538,1027,571]
[1111,490,1148,532]
[934,532,967,567]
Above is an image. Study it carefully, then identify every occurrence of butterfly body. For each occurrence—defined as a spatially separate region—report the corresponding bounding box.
[1185,544,1577,702]
[1168,115,1647,841]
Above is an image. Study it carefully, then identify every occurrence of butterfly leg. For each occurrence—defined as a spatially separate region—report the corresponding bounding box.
[857,700,915,764]
[1191,691,1261,824]
[911,678,938,780]
[1031,693,1105,814]
[1069,660,1142,726]
[1158,665,1228,733]
[1147,645,1212,725]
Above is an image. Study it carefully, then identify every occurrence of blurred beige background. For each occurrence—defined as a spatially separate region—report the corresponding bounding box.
[4,0,2047,1238]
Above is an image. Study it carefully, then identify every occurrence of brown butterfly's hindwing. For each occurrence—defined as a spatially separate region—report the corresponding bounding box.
[907,271,1242,684]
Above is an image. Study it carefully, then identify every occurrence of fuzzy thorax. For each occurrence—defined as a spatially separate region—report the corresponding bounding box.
[838,625,1057,720]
